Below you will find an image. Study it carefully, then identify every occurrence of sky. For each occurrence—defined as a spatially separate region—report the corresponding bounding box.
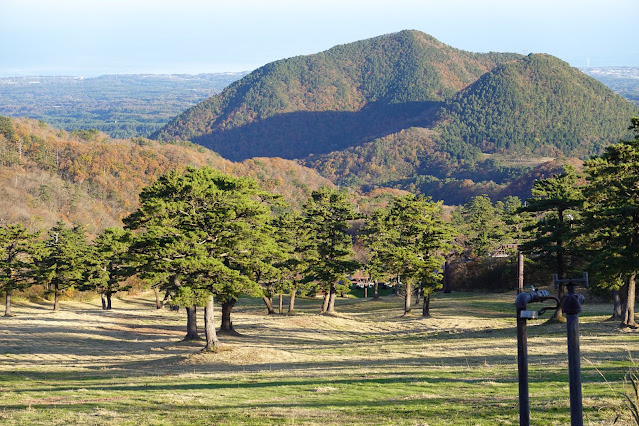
[0,0,637,77]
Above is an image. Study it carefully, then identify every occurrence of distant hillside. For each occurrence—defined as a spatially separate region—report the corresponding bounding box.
[0,117,333,234]
[437,54,637,158]
[154,30,521,160]
[0,73,247,139]
[152,31,638,204]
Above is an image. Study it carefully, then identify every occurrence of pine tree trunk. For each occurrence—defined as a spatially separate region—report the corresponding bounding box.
[106,292,112,310]
[101,292,107,310]
[278,293,283,314]
[327,284,337,313]
[53,283,60,311]
[549,230,567,321]
[154,288,162,309]
[320,291,329,313]
[622,273,637,327]
[288,288,297,315]
[373,280,379,300]
[422,292,431,317]
[219,299,238,335]
[184,306,199,340]
[404,282,412,315]
[612,290,623,319]
[4,289,12,316]
[161,289,172,308]
[415,286,421,305]
[203,295,219,351]
[364,284,368,299]
[262,295,275,314]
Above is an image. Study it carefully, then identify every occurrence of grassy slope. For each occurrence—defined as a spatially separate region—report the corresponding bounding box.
[0,291,637,424]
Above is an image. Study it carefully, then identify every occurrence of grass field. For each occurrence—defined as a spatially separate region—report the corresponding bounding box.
[0,291,637,425]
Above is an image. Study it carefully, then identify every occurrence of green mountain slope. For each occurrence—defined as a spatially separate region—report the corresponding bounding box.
[305,54,638,200]
[437,54,637,157]
[153,30,521,160]
[153,31,638,204]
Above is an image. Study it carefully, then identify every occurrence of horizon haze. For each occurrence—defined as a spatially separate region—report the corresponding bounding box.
[0,0,637,77]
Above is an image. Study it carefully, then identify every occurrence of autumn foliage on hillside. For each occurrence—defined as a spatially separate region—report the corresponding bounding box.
[0,117,333,234]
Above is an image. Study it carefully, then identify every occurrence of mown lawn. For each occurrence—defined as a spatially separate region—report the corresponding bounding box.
[0,290,637,424]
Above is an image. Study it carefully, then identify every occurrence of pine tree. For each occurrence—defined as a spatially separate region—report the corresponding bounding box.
[456,195,506,257]
[583,118,639,327]
[36,222,90,311]
[361,194,455,316]
[0,224,41,316]
[81,227,133,310]
[302,188,359,314]
[519,164,583,321]
[272,211,312,314]
[124,166,277,347]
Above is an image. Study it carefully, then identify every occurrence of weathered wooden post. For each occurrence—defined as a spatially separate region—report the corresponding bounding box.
[443,260,451,293]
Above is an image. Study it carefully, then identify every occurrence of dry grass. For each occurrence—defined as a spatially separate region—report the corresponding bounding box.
[0,291,637,424]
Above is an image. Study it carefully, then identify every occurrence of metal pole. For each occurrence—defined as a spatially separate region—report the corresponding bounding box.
[516,311,530,426]
[564,290,584,426]
[515,289,551,426]
[518,252,524,294]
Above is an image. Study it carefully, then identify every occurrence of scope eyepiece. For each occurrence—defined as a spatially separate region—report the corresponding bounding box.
[515,290,550,309]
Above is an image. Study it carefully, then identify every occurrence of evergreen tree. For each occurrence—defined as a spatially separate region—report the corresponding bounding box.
[583,118,639,327]
[456,195,506,257]
[519,164,583,321]
[36,222,90,311]
[124,166,277,347]
[497,196,534,244]
[302,188,359,314]
[0,224,41,316]
[361,194,455,316]
[81,227,133,310]
[272,211,311,315]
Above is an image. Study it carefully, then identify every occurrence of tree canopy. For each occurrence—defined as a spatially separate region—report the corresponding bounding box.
[582,118,639,326]
[301,187,359,313]
[124,166,279,341]
[362,194,455,315]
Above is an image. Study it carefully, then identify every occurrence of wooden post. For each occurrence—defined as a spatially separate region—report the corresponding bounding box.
[518,252,524,294]
[443,260,451,293]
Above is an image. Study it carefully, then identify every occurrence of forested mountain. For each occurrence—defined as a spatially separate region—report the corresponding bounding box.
[0,117,333,234]
[152,31,638,204]
[437,54,637,158]
[153,30,522,160]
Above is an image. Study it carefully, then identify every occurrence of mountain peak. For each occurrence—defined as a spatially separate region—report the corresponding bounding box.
[153,31,521,160]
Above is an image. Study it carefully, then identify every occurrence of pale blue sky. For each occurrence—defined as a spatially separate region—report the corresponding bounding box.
[0,0,636,76]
